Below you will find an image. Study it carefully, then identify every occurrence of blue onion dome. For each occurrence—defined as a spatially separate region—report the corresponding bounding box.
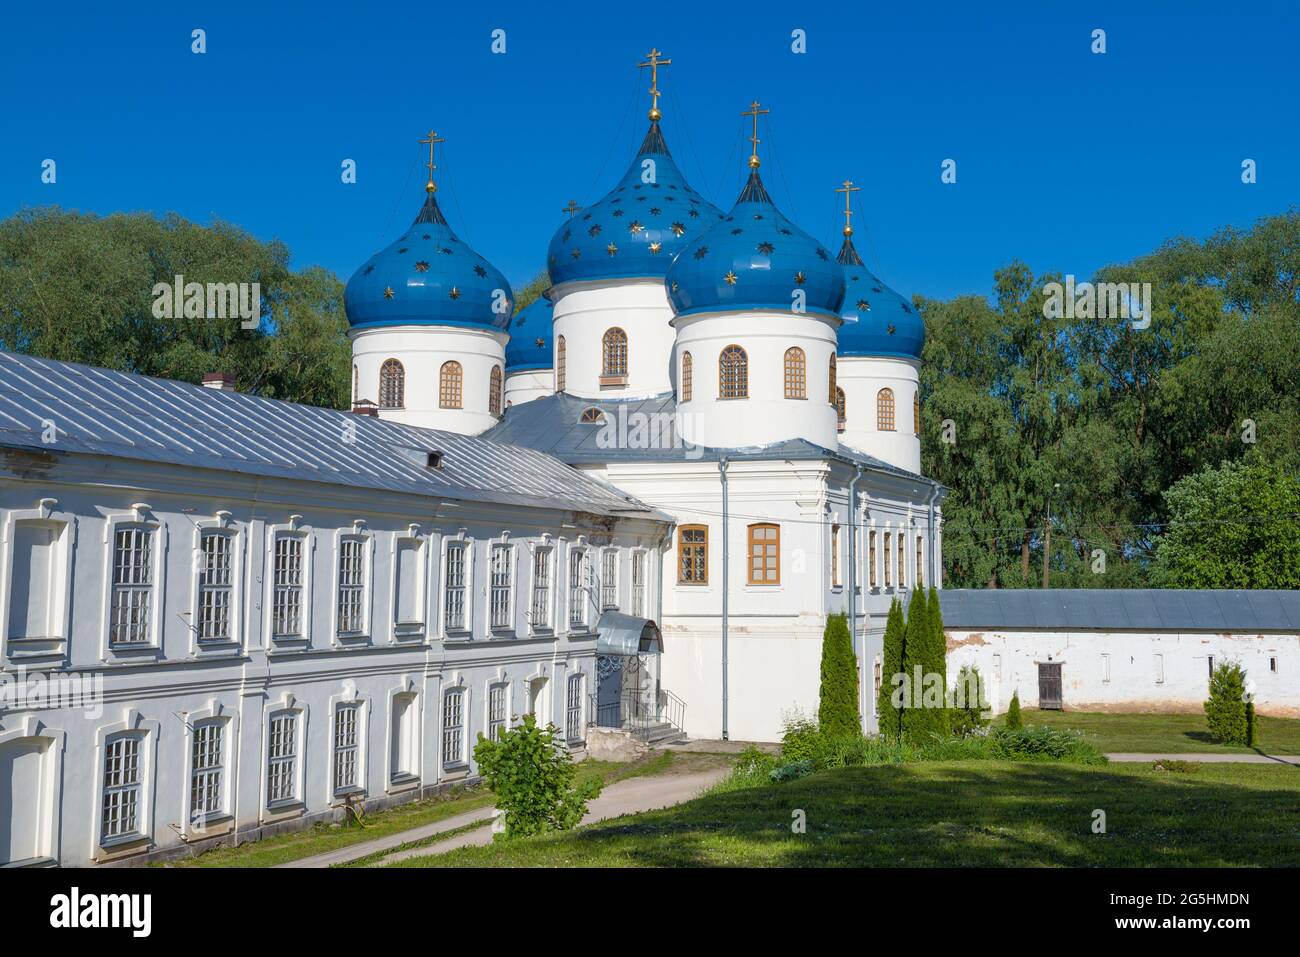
[665,170,845,321]
[345,189,513,331]
[546,121,724,287]
[836,235,924,360]
[505,297,554,371]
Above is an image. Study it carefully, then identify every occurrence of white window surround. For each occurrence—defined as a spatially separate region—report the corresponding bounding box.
[527,537,555,634]
[327,690,370,800]
[100,505,167,660]
[91,709,160,859]
[485,678,511,742]
[488,534,518,634]
[440,532,474,639]
[630,549,646,619]
[386,681,421,792]
[0,715,66,866]
[333,524,375,644]
[0,498,76,662]
[441,684,469,770]
[565,672,585,744]
[568,542,591,633]
[600,547,619,610]
[189,512,243,655]
[261,694,309,819]
[181,701,236,837]
[264,518,314,650]
[391,526,428,641]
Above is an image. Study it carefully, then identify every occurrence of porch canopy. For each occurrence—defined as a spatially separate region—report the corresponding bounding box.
[595,611,663,656]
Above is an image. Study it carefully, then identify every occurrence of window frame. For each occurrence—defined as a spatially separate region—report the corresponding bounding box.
[441,537,472,637]
[831,524,841,589]
[877,387,896,431]
[556,335,566,392]
[630,549,646,618]
[565,672,585,745]
[104,513,165,653]
[718,344,749,399]
[868,529,878,589]
[266,522,312,647]
[442,687,467,769]
[600,547,619,610]
[488,540,516,633]
[486,681,509,742]
[746,523,781,586]
[100,733,144,846]
[331,700,364,797]
[488,364,503,416]
[529,543,554,632]
[601,327,629,382]
[387,689,421,789]
[783,346,806,399]
[189,718,227,827]
[265,708,303,810]
[334,530,373,642]
[194,522,239,650]
[379,358,405,409]
[677,525,708,585]
[2,502,75,663]
[568,546,590,632]
[392,528,429,641]
[680,350,693,402]
[439,360,464,409]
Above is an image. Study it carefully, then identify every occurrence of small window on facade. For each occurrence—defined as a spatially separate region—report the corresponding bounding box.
[101,734,142,842]
[1207,655,1215,678]
[747,523,780,585]
[602,327,628,377]
[883,532,892,587]
[836,387,846,431]
[1271,657,1278,674]
[488,684,508,741]
[267,712,298,805]
[601,549,618,609]
[439,361,463,409]
[442,691,465,767]
[719,345,748,399]
[565,673,584,744]
[333,703,360,793]
[877,388,896,431]
[190,721,224,822]
[1101,653,1111,683]
[556,336,567,392]
[579,407,605,424]
[110,526,154,645]
[272,535,304,638]
[443,543,468,632]
[337,538,365,635]
[898,537,906,589]
[916,535,924,588]
[490,544,513,630]
[569,549,589,629]
[681,351,693,402]
[531,546,552,629]
[828,354,837,405]
[869,530,877,588]
[379,358,405,408]
[678,525,707,584]
[784,347,806,399]
[489,365,503,416]
[1154,653,1165,685]
[198,530,233,642]
[631,551,646,617]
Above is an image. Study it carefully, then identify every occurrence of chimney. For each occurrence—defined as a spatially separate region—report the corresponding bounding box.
[202,372,237,392]
[351,399,379,417]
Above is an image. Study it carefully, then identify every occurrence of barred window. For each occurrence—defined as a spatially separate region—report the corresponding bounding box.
[631,551,645,618]
[747,523,780,585]
[439,361,463,409]
[272,535,304,638]
[877,387,896,431]
[681,351,693,402]
[883,532,892,587]
[489,365,503,416]
[531,546,552,629]
[198,531,233,642]
[784,347,806,399]
[601,549,618,609]
[333,703,360,793]
[836,387,847,431]
[869,531,878,588]
[719,344,748,399]
[569,548,588,629]
[916,535,924,588]
[678,525,707,584]
[101,735,141,841]
[565,673,584,744]
[267,712,298,804]
[556,336,566,392]
[110,526,153,644]
[602,327,628,377]
[898,536,907,589]
[490,544,513,629]
[488,683,507,741]
[828,354,837,405]
[444,542,467,631]
[190,722,224,820]
[337,538,365,635]
[442,690,465,766]
[379,358,405,408]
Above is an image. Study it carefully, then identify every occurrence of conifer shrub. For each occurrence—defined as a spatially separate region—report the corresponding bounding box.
[949,664,990,737]
[818,613,861,739]
[1005,691,1023,729]
[877,599,906,739]
[1246,700,1259,748]
[1204,661,1248,745]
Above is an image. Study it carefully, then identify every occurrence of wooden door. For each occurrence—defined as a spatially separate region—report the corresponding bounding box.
[1038,662,1062,710]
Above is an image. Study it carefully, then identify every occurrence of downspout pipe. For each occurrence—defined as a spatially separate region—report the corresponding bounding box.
[847,465,865,730]
[927,482,941,590]
[718,456,730,741]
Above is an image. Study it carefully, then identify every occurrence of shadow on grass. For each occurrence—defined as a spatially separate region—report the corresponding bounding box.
[404,761,1300,868]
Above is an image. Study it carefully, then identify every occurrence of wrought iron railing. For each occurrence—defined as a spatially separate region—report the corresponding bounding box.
[588,689,686,739]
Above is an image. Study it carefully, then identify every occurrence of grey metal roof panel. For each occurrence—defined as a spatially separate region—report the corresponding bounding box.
[938,589,1300,632]
[0,351,667,521]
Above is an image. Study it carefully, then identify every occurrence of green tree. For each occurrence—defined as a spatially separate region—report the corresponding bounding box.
[1005,692,1023,729]
[1151,460,1300,588]
[927,586,950,736]
[901,588,935,741]
[818,613,860,739]
[511,269,551,314]
[877,599,905,739]
[472,714,600,839]
[1204,662,1249,746]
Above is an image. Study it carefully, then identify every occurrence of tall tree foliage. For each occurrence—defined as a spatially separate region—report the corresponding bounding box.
[817,613,860,739]
[877,599,905,739]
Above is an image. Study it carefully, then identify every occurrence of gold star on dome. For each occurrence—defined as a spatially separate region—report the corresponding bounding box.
[629,220,644,234]
[649,242,662,254]
[449,286,460,299]
[383,286,395,299]
[724,270,737,285]
[414,261,430,272]
[794,271,806,286]
[607,243,618,256]
[671,222,686,236]
[857,299,870,311]
[571,249,582,260]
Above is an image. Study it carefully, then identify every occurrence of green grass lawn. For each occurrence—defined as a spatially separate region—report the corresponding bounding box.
[163,756,675,867]
[394,760,1300,867]
[1005,710,1300,755]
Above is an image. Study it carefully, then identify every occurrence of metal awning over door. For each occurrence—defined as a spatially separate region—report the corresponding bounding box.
[595,611,663,656]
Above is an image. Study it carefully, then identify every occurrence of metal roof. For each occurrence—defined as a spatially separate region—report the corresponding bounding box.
[595,611,663,656]
[0,351,667,521]
[939,589,1300,632]
[483,391,938,484]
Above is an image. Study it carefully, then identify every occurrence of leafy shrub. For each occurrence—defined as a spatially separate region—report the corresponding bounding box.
[991,726,1107,765]
[769,760,815,782]
[1204,662,1248,745]
[780,711,824,764]
[1005,692,1023,729]
[472,714,600,839]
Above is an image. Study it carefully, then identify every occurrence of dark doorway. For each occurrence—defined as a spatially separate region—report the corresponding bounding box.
[1038,662,1062,710]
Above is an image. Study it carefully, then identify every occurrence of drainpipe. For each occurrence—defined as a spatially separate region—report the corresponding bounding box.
[927,482,940,590]
[848,465,864,729]
[718,457,731,741]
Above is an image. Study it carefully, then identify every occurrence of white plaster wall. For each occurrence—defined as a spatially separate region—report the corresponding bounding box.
[946,628,1300,717]
[351,324,507,435]
[0,456,664,866]
[837,355,922,474]
[672,310,840,451]
[503,369,553,409]
[550,279,677,398]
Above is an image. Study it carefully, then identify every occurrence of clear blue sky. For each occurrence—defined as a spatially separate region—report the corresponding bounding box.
[1,0,1296,302]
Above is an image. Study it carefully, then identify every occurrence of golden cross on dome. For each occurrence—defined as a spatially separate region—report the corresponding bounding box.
[638,48,672,121]
[741,100,769,169]
[835,180,860,237]
[562,199,582,217]
[419,129,445,194]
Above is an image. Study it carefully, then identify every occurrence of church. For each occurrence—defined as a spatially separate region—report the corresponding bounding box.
[348,50,943,744]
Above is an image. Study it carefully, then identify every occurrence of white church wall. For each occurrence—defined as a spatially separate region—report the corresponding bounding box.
[946,628,1300,718]
[351,324,508,435]
[550,279,677,398]
[503,368,554,409]
[837,355,922,474]
[0,457,662,866]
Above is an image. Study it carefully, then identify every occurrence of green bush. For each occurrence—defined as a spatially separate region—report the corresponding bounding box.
[1246,700,1259,747]
[1005,692,1023,729]
[877,599,906,739]
[1204,662,1249,745]
[779,712,823,764]
[472,714,600,839]
[991,726,1107,765]
[770,760,815,782]
[818,613,861,739]
[949,664,990,737]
